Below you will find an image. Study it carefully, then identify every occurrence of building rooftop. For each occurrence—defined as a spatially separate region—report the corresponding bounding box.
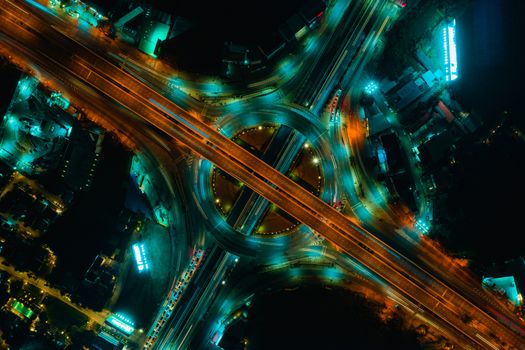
[418,129,457,165]
[138,20,170,58]
[483,276,521,306]
[379,133,405,173]
[368,113,392,136]
[60,126,103,192]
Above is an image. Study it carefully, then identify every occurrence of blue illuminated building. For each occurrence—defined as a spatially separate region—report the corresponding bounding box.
[443,19,458,81]
[483,276,522,307]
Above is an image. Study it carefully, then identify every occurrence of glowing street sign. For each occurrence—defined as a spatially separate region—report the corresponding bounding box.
[106,313,135,335]
[132,243,149,272]
[443,19,458,81]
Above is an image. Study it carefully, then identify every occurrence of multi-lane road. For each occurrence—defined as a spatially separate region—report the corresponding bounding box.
[1,0,524,349]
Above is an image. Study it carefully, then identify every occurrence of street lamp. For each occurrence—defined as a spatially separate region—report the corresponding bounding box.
[364,81,378,94]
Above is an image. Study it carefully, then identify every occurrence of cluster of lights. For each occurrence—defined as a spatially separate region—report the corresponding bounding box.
[98,331,120,346]
[443,19,458,81]
[5,114,17,127]
[145,249,206,349]
[132,243,149,272]
[364,81,378,94]
[415,219,430,234]
[329,88,342,116]
[47,92,70,110]
[64,0,104,23]
[30,125,42,137]
[106,313,135,335]
[16,77,37,101]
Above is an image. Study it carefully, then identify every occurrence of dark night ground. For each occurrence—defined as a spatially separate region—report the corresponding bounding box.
[434,118,525,266]
[45,136,132,289]
[435,0,525,265]
[148,0,304,74]
[221,286,421,350]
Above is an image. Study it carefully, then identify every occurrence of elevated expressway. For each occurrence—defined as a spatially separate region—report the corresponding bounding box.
[1,1,524,349]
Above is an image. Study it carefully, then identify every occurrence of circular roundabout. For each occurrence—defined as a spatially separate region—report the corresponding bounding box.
[193,104,338,258]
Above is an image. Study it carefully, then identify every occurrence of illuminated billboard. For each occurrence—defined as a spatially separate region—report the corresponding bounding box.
[132,243,149,272]
[106,313,135,335]
[443,19,458,81]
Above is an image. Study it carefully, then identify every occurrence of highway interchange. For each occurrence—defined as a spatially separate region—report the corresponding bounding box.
[1,0,525,349]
